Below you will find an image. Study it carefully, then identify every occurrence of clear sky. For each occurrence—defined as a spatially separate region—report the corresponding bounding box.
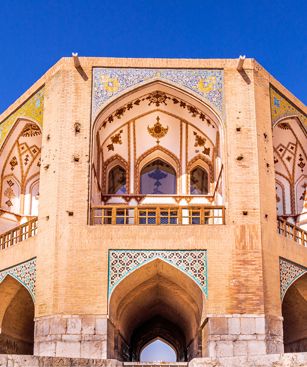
[0,0,306,113]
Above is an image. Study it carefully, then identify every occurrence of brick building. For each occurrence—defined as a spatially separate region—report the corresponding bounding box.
[0,57,306,366]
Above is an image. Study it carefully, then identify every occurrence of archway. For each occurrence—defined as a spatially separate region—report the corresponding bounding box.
[282,273,307,352]
[0,275,34,354]
[108,259,204,361]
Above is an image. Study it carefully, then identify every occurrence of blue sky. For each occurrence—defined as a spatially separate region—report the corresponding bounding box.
[0,0,306,113]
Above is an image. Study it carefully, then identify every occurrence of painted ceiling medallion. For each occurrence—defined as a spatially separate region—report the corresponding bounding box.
[21,123,41,137]
[147,116,168,144]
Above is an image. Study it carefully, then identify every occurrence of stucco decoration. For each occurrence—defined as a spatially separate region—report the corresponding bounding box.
[0,88,44,149]
[270,87,306,127]
[108,249,208,297]
[93,68,223,119]
[0,258,36,300]
[279,257,307,300]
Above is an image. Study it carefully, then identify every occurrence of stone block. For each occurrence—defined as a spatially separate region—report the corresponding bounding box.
[81,316,96,335]
[35,318,50,337]
[80,341,105,359]
[233,340,247,356]
[255,317,265,334]
[247,340,266,355]
[49,317,67,335]
[95,318,107,335]
[207,341,216,358]
[56,341,81,358]
[267,317,283,336]
[37,341,56,356]
[210,317,228,335]
[228,317,240,335]
[240,318,256,335]
[67,317,82,335]
[216,341,234,357]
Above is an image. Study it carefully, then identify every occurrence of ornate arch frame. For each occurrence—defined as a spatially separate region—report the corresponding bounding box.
[186,154,214,195]
[135,146,181,194]
[102,154,129,195]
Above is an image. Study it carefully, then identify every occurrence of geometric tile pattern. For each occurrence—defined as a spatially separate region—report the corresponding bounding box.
[0,258,36,300]
[93,68,223,118]
[270,86,306,128]
[279,257,307,300]
[0,88,44,148]
[108,250,208,297]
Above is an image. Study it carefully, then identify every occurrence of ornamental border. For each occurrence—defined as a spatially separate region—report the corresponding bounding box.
[279,257,307,300]
[108,249,208,299]
[92,67,224,120]
[0,257,36,301]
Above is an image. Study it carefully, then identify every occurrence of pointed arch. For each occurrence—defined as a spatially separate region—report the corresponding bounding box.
[108,257,205,361]
[282,272,307,352]
[135,146,180,194]
[0,275,34,354]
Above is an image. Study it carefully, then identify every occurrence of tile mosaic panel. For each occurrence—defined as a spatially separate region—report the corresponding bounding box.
[108,250,207,297]
[0,88,44,148]
[279,257,307,300]
[270,87,306,127]
[0,258,36,300]
[93,68,223,118]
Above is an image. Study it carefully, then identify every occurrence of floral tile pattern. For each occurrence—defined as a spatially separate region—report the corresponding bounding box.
[270,87,306,127]
[0,258,36,300]
[0,88,44,148]
[93,68,223,119]
[108,250,207,297]
[279,257,307,300]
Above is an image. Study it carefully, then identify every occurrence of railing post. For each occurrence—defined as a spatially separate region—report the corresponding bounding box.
[178,207,182,225]
[156,207,160,225]
[90,207,94,225]
[28,221,33,238]
[111,207,116,225]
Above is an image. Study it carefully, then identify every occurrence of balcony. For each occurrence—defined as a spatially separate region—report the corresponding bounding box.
[277,217,307,247]
[90,205,225,225]
[0,218,38,250]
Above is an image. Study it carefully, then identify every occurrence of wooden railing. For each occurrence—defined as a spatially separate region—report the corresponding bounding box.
[0,218,38,250]
[277,217,307,247]
[91,205,225,225]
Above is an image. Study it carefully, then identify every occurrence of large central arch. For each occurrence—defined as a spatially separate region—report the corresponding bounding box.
[108,259,205,361]
[90,80,225,210]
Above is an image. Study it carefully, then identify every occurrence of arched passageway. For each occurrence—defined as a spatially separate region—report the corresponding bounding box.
[282,273,307,352]
[0,276,34,354]
[108,259,204,361]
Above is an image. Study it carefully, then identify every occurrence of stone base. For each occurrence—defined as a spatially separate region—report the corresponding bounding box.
[190,354,307,367]
[0,354,306,367]
[34,315,108,359]
[203,315,284,358]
